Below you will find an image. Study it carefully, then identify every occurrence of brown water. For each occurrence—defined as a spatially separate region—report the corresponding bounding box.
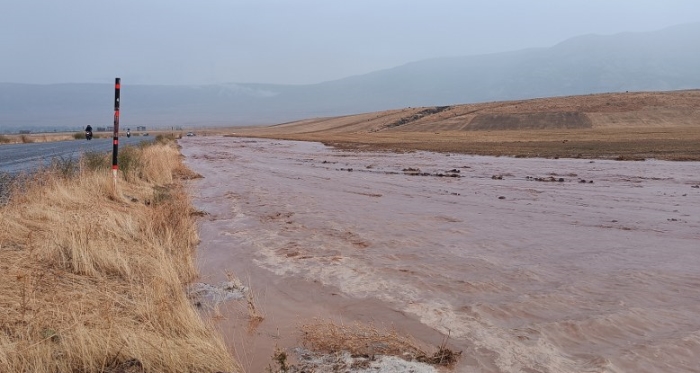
[181,137,700,373]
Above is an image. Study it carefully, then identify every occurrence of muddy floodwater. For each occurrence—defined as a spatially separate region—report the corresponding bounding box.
[181,137,700,373]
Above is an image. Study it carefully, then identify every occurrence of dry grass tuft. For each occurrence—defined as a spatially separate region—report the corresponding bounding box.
[244,290,264,334]
[221,272,264,334]
[299,319,461,368]
[0,142,240,373]
[415,333,462,367]
[301,319,424,359]
[0,133,85,144]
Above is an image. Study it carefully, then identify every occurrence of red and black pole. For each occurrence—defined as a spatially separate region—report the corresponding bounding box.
[112,78,120,185]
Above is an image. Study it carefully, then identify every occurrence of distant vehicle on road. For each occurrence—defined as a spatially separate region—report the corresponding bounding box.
[186,132,195,136]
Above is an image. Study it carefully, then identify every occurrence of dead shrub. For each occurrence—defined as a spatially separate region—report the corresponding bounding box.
[300,319,461,368]
[82,151,111,171]
[301,319,424,358]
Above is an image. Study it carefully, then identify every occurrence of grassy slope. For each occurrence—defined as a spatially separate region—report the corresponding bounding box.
[228,90,700,160]
[0,142,240,373]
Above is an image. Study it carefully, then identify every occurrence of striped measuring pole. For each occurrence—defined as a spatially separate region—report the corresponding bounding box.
[112,78,120,187]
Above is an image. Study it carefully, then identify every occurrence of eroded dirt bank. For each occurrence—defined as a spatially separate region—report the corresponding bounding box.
[182,136,700,373]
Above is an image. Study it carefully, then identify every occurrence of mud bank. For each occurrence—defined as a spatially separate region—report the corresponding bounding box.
[182,137,700,373]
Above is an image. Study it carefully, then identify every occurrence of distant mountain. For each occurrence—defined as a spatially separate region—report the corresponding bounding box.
[1,23,699,133]
[287,22,700,109]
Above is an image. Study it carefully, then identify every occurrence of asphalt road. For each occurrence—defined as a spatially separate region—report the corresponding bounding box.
[0,136,153,173]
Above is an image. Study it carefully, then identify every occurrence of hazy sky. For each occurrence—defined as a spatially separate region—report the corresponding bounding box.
[1,0,698,85]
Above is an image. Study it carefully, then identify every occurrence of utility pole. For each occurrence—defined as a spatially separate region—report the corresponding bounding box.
[112,78,121,188]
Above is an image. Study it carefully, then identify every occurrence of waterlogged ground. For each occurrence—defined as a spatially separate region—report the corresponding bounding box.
[181,137,700,373]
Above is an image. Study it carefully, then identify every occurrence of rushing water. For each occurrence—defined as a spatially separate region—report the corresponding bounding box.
[182,137,700,373]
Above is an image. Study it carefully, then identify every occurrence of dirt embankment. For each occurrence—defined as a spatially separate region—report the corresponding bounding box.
[469,112,593,130]
[228,90,700,160]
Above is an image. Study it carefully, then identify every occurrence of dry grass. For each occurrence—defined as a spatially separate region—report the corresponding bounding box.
[301,320,424,358]
[227,127,700,161]
[243,290,264,334]
[0,133,110,145]
[228,90,700,161]
[221,271,264,333]
[9,133,75,144]
[0,143,240,373]
[310,128,700,161]
[299,319,459,367]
